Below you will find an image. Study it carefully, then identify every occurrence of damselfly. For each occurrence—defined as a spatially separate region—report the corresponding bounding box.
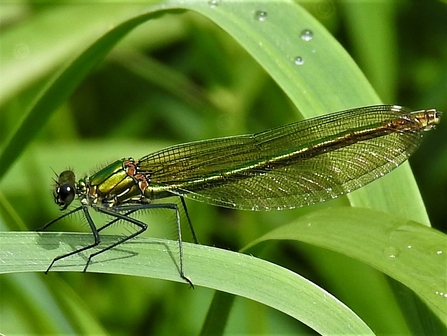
[39,105,441,286]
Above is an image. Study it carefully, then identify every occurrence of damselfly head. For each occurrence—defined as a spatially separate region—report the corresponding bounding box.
[53,170,76,210]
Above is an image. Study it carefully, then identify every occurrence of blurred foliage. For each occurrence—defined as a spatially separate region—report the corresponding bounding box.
[0,0,446,335]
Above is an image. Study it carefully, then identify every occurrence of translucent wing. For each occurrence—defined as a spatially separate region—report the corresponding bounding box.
[138,105,434,210]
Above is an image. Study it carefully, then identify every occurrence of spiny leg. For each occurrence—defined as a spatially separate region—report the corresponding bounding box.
[170,202,194,289]
[39,206,101,273]
[37,205,83,231]
[100,197,198,244]
[96,209,139,233]
[92,203,193,288]
[180,196,199,244]
[82,205,147,273]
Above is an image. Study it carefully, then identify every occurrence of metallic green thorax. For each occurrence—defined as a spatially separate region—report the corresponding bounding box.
[75,159,146,207]
[57,105,441,211]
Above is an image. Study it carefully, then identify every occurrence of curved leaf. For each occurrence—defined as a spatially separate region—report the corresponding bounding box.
[243,207,447,321]
[0,231,374,335]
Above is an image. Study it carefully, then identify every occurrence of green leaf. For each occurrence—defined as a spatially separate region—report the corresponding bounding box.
[243,207,447,323]
[0,230,374,335]
[2,206,445,332]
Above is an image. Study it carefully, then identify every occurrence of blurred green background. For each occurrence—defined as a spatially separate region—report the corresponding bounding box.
[1,0,446,335]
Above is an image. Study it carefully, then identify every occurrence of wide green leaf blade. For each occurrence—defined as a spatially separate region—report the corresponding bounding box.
[243,207,447,322]
[0,231,374,335]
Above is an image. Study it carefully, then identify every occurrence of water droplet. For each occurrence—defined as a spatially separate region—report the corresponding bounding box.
[255,10,267,21]
[317,1,334,16]
[14,43,30,59]
[384,246,400,258]
[294,56,304,65]
[300,29,313,41]
[208,0,221,7]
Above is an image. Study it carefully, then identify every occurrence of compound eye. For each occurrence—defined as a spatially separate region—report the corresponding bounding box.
[54,183,75,210]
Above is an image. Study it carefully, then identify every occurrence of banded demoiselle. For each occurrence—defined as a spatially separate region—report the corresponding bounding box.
[39,104,441,286]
